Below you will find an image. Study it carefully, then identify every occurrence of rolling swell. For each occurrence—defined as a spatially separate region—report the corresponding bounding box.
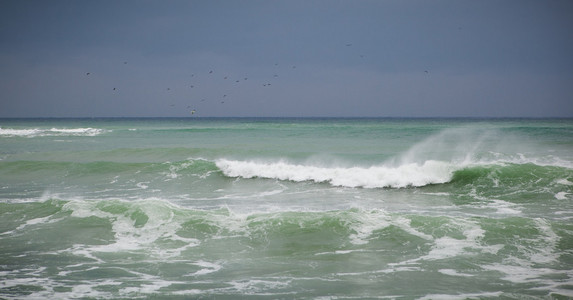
[0,159,224,199]
[3,156,570,200]
[2,197,570,298]
[216,159,455,188]
[214,156,573,192]
[451,163,572,192]
[0,197,469,257]
[452,163,571,185]
[3,118,573,298]
[0,159,219,177]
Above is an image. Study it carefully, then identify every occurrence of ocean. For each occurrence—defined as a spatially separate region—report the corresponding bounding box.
[1,117,572,299]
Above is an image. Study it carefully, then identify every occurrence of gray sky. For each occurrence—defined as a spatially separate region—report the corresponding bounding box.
[1,0,572,117]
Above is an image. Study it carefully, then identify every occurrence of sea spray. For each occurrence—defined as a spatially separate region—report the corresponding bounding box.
[393,127,502,166]
[215,127,534,188]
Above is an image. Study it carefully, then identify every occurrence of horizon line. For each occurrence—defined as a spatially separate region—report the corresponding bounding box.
[1,116,572,120]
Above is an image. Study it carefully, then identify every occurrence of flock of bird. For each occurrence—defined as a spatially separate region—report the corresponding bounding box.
[84,60,301,116]
[83,43,428,116]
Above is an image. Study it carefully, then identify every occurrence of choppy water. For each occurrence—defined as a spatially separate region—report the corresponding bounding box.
[1,118,572,299]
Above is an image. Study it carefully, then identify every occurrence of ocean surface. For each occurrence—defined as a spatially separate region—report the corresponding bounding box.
[1,117,572,299]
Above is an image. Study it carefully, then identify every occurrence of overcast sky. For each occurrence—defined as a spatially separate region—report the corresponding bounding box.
[1,0,572,117]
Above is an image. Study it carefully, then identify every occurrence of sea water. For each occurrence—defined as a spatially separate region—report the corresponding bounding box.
[0,118,572,299]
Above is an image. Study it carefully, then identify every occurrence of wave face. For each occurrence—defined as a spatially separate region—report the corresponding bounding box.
[1,118,572,299]
[216,159,455,188]
[1,197,571,299]
[215,125,573,189]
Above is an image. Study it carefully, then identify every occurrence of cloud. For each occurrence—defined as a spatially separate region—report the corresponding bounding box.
[1,0,572,117]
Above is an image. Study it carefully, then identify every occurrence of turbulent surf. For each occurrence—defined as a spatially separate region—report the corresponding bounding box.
[1,118,572,299]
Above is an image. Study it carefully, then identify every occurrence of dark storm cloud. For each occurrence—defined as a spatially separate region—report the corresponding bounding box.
[1,0,572,117]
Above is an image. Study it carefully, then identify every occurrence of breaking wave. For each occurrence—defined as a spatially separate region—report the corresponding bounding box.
[215,127,573,189]
[216,159,455,188]
[0,127,107,137]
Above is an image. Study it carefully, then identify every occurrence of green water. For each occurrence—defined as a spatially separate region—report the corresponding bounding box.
[1,118,572,299]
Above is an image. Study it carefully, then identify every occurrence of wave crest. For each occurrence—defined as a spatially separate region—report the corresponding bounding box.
[216,159,455,188]
[0,127,107,137]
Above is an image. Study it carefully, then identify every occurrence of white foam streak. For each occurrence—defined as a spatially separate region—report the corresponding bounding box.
[417,292,503,300]
[481,263,567,284]
[0,127,107,137]
[216,159,455,188]
[347,209,391,245]
[62,199,199,258]
[185,260,223,276]
[438,269,474,277]
[393,219,503,267]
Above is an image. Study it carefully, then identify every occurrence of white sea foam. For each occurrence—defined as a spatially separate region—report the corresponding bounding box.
[481,218,562,285]
[62,198,200,259]
[417,291,503,300]
[481,263,566,284]
[216,159,455,188]
[227,278,292,294]
[484,199,522,215]
[163,161,193,180]
[0,214,64,237]
[15,215,58,231]
[185,260,223,276]
[346,209,391,245]
[393,218,503,266]
[0,128,42,137]
[0,127,107,137]
[136,182,149,189]
[438,269,474,277]
[556,178,573,186]
[216,126,572,189]
[530,218,560,264]
[119,280,174,296]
